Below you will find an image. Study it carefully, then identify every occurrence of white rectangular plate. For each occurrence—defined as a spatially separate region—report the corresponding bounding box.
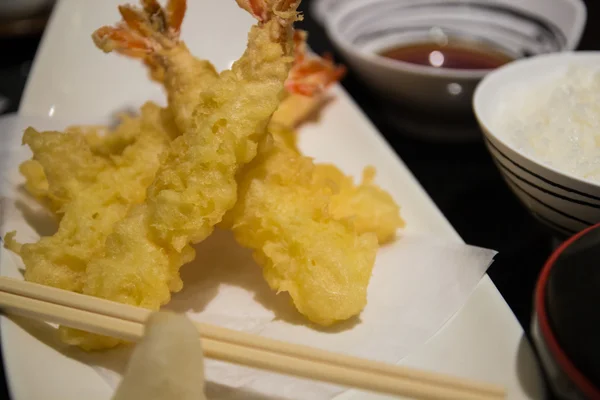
[2,0,545,398]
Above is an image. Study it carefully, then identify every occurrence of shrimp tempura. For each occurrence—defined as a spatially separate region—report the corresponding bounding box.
[60,0,300,349]
[93,0,217,134]
[222,132,378,326]
[7,103,175,298]
[21,129,111,213]
[18,105,179,215]
[271,29,346,128]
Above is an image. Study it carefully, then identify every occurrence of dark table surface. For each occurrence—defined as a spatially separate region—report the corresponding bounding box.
[0,1,599,398]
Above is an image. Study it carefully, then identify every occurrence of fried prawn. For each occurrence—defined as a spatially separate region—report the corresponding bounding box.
[59,0,300,349]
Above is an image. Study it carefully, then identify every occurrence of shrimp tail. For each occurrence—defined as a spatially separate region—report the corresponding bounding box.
[92,0,187,81]
[236,0,301,25]
[285,29,346,96]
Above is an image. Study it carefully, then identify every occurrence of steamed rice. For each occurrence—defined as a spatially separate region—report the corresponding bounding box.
[492,65,600,183]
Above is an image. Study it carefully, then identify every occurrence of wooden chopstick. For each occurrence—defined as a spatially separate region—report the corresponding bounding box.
[0,292,498,400]
[0,277,505,400]
[0,277,503,397]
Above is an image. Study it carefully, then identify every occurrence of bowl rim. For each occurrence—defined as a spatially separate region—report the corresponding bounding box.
[323,0,587,80]
[324,11,489,80]
[535,222,600,399]
[473,51,600,189]
[562,0,588,51]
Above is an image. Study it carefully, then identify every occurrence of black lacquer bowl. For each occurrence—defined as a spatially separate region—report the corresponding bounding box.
[533,223,600,399]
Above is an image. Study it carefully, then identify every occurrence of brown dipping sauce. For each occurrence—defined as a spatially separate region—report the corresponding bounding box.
[379,40,514,70]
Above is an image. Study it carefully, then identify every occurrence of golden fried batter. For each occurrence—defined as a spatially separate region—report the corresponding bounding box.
[19,106,179,213]
[22,127,111,213]
[313,165,405,244]
[266,128,404,244]
[19,160,54,211]
[270,93,330,129]
[14,103,175,294]
[223,133,379,325]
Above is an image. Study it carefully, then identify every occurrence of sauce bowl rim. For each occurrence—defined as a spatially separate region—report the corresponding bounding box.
[323,0,586,80]
[324,14,491,79]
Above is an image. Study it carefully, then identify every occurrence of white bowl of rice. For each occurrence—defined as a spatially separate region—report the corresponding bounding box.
[474,52,600,237]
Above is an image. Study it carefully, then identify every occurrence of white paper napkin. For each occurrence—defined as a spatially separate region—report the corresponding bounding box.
[82,230,496,400]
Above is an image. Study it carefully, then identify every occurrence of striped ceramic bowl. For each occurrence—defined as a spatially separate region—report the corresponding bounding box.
[474,52,600,238]
[323,0,586,121]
